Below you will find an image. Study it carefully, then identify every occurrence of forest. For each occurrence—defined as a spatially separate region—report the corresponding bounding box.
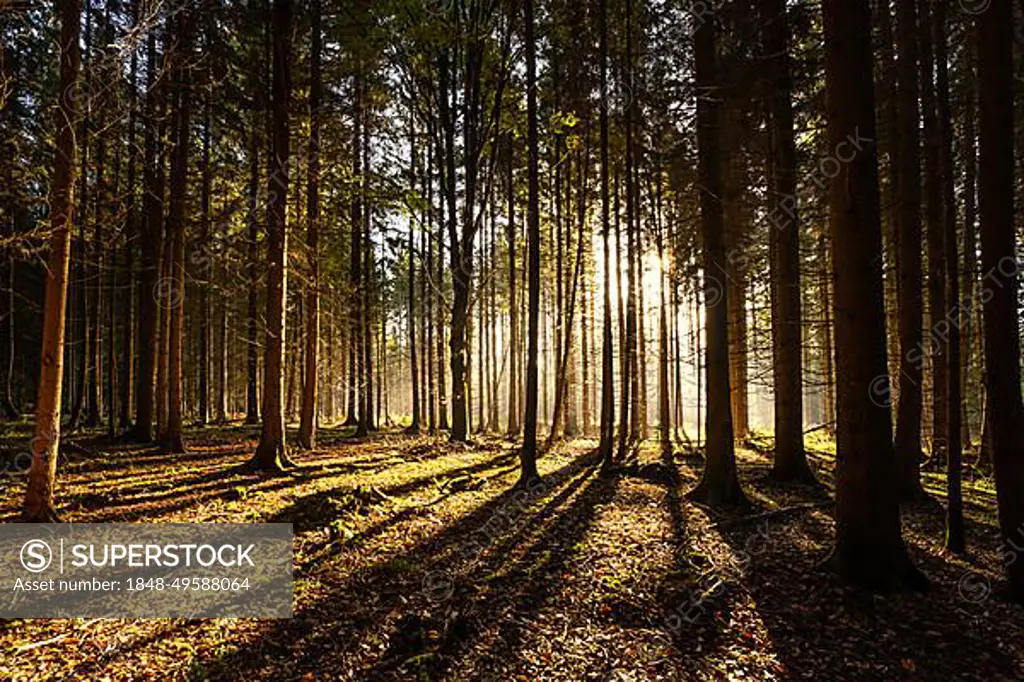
[1,0,1024,678]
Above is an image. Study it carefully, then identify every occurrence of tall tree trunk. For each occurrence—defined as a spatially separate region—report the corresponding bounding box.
[822,0,926,592]
[688,7,746,507]
[875,0,902,412]
[977,0,1024,601]
[24,0,81,522]
[86,82,103,430]
[68,0,92,434]
[350,67,367,435]
[518,0,541,486]
[622,0,639,456]
[919,0,945,465]
[655,160,671,458]
[960,41,977,453]
[297,0,321,449]
[119,3,138,431]
[197,91,211,426]
[762,0,813,483]
[507,131,520,436]
[253,0,293,470]
[893,0,927,501]
[128,20,163,443]
[363,143,376,433]
[406,100,421,435]
[427,134,437,432]
[820,229,835,432]
[163,8,194,455]
[933,0,962,554]
[1,194,16,419]
[217,303,228,422]
[246,127,261,425]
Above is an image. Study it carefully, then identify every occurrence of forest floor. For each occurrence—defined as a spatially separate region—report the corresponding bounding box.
[0,423,1022,681]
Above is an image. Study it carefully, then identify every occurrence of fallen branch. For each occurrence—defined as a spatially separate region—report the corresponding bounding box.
[712,501,832,529]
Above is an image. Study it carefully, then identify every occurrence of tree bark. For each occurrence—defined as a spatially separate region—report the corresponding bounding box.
[761,0,814,483]
[127,21,164,443]
[24,0,80,522]
[933,0,963,554]
[406,99,421,435]
[253,0,293,470]
[687,7,746,508]
[919,0,945,465]
[893,0,927,501]
[163,8,194,455]
[518,0,541,486]
[822,0,926,592]
[298,0,321,450]
[977,0,1024,601]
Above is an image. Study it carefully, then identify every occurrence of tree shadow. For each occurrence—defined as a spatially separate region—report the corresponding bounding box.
[711,481,1021,679]
[200,453,601,680]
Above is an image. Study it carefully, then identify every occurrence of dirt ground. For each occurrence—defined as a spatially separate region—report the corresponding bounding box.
[0,425,1021,681]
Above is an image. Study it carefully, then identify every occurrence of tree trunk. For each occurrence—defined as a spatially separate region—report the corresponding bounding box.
[932,0,963,554]
[246,127,261,426]
[762,0,813,483]
[919,0,946,466]
[197,91,211,426]
[119,6,138,431]
[687,8,746,508]
[892,0,927,501]
[977,0,1024,601]
[127,22,163,443]
[622,0,639,456]
[253,0,293,470]
[1,152,19,419]
[960,40,977,453]
[406,100,421,435]
[655,160,671,458]
[822,0,926,592]
[163,8,194,455]
[507,130,520,437]
[297,0,321,449]
[24,0,80,522]
[518,0,541,486]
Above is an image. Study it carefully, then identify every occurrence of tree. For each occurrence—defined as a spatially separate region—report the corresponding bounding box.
[163,8,194,455]
[761,0,815,484]
[506,128,520,437]
[297,0,321,450]
[892,0,927,502]
[406,98,421,435]
[126,12,163,443]
[977,0,1024,601]
[933,0,963,555]
[687,9,746,508]
[253,0,292,471]
[518,0,541,487]
[597,0,615,471]
[821,0,926,592]
[24,0,81,522]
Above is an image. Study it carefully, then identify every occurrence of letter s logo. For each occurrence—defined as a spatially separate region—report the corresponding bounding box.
[21,539,52,573]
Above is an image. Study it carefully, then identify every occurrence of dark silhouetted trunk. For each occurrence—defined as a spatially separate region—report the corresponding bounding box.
[519,0,541,486]
[893,0,926,501]
[687,8,746,508]
[977,0,1024,601]
[761,0,813,483]
[127,21,164,443]
[933,0,962,554]
[822,0,926,592]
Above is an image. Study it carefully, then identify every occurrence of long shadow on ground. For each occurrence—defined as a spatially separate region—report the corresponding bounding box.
[201,452,601,680]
